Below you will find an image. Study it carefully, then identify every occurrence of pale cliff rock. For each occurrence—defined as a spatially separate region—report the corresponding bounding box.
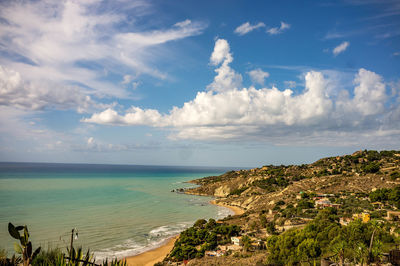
[214,185,231,197]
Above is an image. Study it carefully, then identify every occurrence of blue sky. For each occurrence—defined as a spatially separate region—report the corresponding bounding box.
[0,0,399,167]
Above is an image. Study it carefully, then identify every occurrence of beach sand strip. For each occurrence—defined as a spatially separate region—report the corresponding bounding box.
[125,199,244,265]
[125,236,178,266]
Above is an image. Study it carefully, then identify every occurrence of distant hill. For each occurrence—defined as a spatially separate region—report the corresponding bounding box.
[187,150,400,212]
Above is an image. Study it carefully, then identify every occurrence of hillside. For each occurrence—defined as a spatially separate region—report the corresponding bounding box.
[186,150,400,213]
[161,150,400,265]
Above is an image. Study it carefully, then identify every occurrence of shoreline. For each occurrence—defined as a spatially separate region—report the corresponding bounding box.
[124,197,244,264]
[125,235,178,266]
[209,199,245,215]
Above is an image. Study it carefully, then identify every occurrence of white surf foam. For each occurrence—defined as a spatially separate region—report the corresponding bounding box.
[93,222,193,262]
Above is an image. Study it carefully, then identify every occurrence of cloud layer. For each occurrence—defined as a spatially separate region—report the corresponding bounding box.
[0,65,96,112]
[83,39,399,144]
[0,0,206,100]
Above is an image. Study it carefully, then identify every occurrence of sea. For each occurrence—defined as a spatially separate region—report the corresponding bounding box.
[0,162,234,260]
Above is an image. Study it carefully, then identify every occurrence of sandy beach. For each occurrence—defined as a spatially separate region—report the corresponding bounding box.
[124,200,243,265]
[209,199,245,215]
[125,236,178,266]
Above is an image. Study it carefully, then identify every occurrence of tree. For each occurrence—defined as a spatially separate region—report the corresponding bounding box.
[206,232,217,250]
[181,245,197,260]
[266,221,276,235]
[364,162,380,173]
[368,220,382,263]
[331,240,346,266]
[296,238,321,262]
[242,235,251,252]
[205,219,216,230]
[193,219,207,228]
[297,199,314,209]
[259,214,267,228]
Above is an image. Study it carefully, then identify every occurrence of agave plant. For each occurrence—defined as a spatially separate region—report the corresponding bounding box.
[54,253,71,266]
[101,258,127,266]
[354,242,368,266]
[8,223,41,266]
[65,247,94,266]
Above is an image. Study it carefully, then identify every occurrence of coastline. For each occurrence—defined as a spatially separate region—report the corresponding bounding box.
[125,235,178,266]
[209,199,245,215]
[124,198,244,265]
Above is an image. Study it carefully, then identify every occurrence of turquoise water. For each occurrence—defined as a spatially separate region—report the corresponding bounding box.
[0,163,232,260]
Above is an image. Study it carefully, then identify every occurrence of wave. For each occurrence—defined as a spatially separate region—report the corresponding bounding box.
[93,201,233,261]
[216,205,235,219]
[93,222,193,261]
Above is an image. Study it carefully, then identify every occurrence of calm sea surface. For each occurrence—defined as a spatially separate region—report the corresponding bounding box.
[0,163,233,260]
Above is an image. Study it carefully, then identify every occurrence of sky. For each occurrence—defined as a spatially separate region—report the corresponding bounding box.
[0,0,399,167]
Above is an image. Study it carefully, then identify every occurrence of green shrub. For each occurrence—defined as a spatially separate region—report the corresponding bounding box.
[32,248,63,266]
[229,187,248,196]
[390,171,400,180]
[364,162,380,173]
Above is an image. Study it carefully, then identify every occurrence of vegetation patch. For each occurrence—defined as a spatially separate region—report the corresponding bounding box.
[167,219,240,261]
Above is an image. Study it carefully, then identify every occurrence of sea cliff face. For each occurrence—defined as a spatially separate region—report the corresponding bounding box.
[214,185,231,197]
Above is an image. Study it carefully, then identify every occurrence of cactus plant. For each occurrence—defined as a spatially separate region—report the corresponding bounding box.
[6,223,128,266]
[8,223,41,266]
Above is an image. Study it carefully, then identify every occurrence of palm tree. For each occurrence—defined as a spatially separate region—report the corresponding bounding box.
[332,240,346,266]
[368,220,382,263]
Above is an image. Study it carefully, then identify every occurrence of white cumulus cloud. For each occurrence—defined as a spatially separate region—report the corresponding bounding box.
[207,39,242,92]
[83,39,396,144]
[248,69,270,85]
[83,72,332,128]
[333,41,350,56]
[336,68,387,116]
[234,22,265,35]
[267,22,290,35]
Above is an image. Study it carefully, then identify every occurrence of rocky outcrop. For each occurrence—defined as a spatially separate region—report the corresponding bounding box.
[214,185,231,197]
